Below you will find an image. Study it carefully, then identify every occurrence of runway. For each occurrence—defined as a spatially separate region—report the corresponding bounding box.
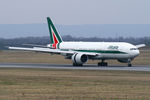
[0,63,150,72]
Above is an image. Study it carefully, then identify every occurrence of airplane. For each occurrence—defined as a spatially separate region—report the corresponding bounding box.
[9,17,146,67]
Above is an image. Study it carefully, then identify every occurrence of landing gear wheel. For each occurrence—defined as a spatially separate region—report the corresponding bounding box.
[127,59,132,67]
[73,63,83,66]
[105,62,108,66]
[98,59,108,66]
[128,64,132,67]
[98,62,108,66]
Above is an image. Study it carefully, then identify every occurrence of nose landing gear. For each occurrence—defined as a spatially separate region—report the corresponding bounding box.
[128,59,132,67]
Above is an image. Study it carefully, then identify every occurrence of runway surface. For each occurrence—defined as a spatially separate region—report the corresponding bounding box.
[0,63,150,71]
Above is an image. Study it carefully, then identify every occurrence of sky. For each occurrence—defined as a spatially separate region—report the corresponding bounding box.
[0,0,150,25]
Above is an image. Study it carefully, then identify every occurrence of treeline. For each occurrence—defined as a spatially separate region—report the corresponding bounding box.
[0,35,150,50]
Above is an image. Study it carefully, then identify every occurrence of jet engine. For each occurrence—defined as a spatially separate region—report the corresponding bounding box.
[72,53,88,65]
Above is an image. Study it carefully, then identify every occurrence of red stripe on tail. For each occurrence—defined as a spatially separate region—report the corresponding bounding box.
[52,32,58,49]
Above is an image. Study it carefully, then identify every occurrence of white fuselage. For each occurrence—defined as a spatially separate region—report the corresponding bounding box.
[58,42,140,59]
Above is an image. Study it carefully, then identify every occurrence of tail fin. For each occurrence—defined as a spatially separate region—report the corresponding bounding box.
[47,17,63,49]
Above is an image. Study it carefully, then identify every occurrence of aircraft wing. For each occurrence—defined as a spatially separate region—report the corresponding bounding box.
[8,47,97,56]
[22,44,47,48]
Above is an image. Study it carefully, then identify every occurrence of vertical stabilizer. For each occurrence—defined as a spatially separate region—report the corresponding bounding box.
[47,17,63,49]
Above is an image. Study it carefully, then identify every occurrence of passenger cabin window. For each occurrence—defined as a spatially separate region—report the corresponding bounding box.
[130,48,137,50]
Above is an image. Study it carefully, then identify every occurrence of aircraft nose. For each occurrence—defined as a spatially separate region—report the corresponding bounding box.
[134,49,140,57]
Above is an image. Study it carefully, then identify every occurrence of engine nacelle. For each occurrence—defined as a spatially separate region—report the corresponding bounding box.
[117,59,128,63]
[72,53,88,65]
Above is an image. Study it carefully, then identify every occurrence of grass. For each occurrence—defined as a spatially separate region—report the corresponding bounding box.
[0,49,150,100]
[0,48,150,66]
[0,68,150,100]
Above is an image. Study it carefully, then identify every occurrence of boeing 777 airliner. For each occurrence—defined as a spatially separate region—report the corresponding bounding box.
[9,17,146,67]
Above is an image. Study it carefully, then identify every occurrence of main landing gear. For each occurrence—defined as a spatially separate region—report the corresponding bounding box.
[73,63,83,66]
[98,59,108,66]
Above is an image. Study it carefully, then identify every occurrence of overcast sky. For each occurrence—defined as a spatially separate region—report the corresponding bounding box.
[0,0,150,25]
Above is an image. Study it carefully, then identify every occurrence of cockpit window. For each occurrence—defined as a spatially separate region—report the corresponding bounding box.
[130,48,138,50]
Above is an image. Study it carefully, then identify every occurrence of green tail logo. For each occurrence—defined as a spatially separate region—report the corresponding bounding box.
[47,17,63,49]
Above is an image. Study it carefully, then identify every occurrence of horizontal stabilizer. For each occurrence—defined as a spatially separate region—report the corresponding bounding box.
[136,44,146,48]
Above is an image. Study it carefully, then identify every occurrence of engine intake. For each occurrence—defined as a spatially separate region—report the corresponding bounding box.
[72,53,88,65]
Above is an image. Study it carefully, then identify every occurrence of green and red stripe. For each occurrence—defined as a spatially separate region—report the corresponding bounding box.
[47,17,63,49]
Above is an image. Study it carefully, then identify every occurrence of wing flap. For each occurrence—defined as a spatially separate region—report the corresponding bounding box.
[9,47,69,54]
[8,47,97,56]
